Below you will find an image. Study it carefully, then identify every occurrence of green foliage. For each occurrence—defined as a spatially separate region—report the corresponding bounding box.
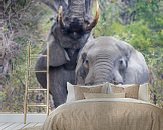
[94,0,163,107]
[95,1,163,48]
[1,2,53,112]
[0,92,6,101]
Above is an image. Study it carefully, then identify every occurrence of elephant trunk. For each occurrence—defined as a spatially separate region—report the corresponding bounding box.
[65,0,99,32]
[68,0,85,22]
[93,57,114,84]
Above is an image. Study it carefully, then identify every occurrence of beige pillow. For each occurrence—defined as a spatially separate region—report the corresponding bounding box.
[84,93,125,99]
[66,82,110,102]
[74,86,102,100]
[111,84,139,99]
[138,83,150,102]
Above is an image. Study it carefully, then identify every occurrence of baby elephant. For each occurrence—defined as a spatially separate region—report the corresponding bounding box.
[76,36,149,85]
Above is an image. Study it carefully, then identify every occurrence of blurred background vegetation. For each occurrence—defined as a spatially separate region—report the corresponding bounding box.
[0,0,162,112]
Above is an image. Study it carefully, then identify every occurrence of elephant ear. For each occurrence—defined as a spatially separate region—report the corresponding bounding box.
[75,38,95,84]
[125,50,149,84]
[115,39,149,84]
[115,39,133,59]
[75,52,87,84]
[44,34,70,67]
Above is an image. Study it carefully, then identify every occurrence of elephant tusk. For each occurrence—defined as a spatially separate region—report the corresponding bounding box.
[57,6,65,28]
[85,0,99,31]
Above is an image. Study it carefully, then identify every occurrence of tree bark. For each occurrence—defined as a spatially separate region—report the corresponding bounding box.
[0,0,5,85]
[0,0,17,85]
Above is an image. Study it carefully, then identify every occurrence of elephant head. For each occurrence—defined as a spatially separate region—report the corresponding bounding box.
[57,0,99,39]
[76,36,149,85]
[46,0,100,68]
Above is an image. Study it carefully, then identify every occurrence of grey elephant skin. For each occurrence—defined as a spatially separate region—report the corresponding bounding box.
[76,36,149,85]
[35,0,99,107]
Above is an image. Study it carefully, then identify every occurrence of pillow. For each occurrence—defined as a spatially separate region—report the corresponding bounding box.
[84,93,125,99]
[66,82,109,102]
[66,82,76,103]
[138,83,150,102]
[111,84,139,99]
[74,86,102,100]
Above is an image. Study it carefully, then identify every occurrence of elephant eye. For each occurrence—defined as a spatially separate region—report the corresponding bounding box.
[83,59,89,68]
[118,58,127,70]
[119,60,123,64]
[85,59,89,64]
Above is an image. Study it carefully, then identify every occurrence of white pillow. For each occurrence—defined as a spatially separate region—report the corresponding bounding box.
[138,83,150,102]
[66,82,75,103]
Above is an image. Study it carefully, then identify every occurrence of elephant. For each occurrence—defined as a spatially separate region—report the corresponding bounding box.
[76,36,149,85]
[35,0,99,107]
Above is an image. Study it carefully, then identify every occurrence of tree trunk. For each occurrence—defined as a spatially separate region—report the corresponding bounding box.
[0,0,4,111]
[0,0,6,85]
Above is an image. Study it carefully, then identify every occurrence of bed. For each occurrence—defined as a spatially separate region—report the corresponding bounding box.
[42,98,163,130]
[23,83,163,130]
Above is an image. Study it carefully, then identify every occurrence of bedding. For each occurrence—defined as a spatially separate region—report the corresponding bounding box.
[84,92,125,99]
[111,84,139,99]
[42,98,163,130]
